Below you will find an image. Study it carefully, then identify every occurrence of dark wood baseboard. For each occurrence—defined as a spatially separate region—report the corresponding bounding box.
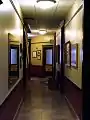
[65,96,80,120]
[13,97,23,120]
[0,79,24,120]
[64,77,82,120]
[30,65,44,77]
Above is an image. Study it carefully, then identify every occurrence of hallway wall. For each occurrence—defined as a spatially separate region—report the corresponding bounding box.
[56,0,83,119]
[0,0,24,120]
[64,1,83,119]
[31,34,54,77]
[65,0,83,89]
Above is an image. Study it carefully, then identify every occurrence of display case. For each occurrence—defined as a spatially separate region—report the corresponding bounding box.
[8,33,20,89]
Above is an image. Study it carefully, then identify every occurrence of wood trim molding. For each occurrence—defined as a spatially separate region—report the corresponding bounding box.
[31,41,50,44]
[9,0,24,25]
[65,2,83,27]
[64,76,82,119]
[13,98,23,120]
[65,96,80,120]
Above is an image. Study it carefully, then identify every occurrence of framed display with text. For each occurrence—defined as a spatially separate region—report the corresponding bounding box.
[37,50,41,56]
[37,55,41,60]
[64,41,71,67]
[32,51,37,58]
[71,43,78,68]
[37,50,41,60]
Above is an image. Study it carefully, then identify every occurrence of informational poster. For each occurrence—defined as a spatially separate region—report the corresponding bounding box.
[32,51,37,58]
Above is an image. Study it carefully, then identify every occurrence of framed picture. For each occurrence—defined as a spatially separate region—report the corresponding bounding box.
[37,55,41,60]
[64,41,71,67]
[37,50,41,56]
[32,51,37,58]
[71,43,78,68]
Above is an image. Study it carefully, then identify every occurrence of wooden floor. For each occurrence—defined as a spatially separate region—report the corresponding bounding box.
[16,77,76,120]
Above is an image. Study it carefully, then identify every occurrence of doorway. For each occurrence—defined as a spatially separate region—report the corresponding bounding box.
[43,45,53,77]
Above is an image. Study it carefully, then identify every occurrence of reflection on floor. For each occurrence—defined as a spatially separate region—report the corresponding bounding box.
[17,77,76,120]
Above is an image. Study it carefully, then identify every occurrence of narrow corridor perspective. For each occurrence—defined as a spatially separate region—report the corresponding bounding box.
[17,77,76,120]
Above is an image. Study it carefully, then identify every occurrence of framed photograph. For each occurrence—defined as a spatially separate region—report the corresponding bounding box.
[37,55,41,60]
[64,41,71,67]
[32,51,37,58]
[37,50,41,56]
[71,43,78,68]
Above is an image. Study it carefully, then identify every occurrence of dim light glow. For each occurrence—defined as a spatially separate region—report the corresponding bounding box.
[0,0,12,12]
[18,0,36,6]
[31,29,39,33]
[27,33,38,38]
[65,29,83,42]
[36,1,56,9]
[5,29,23,36]
[39,29,47,35]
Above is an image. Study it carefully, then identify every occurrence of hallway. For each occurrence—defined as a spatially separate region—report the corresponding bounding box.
[17,78,76,120]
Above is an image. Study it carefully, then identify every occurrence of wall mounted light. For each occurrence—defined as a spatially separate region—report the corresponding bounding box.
[36,0,56,9]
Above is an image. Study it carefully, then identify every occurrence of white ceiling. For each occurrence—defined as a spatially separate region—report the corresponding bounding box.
[18,0,75,32]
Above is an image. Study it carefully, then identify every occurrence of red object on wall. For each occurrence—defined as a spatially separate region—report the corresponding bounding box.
[64,77,82,120]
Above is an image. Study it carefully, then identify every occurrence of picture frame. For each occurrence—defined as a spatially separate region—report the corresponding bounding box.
[37,50,41,60]
[32,51,37,58]
[37,55,41,60]
[64,41,71,67]
[71,43,78,68]
[37,50,41,56]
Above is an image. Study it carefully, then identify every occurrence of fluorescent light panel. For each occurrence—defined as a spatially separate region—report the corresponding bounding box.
[27,33,37,38]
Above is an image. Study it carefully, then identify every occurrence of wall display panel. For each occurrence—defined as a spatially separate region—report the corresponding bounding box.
[32,51,37,58]
[64,41,71,67]
[8,33,20,89]
[71,43,78,68]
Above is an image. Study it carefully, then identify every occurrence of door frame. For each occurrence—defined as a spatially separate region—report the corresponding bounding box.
[60,20,65,93]
[42,45,53,77]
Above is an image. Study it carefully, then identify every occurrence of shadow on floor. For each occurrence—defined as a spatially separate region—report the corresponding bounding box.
[16,77,76,120]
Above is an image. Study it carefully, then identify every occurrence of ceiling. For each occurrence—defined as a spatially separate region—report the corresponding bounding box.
[18,0,75,33]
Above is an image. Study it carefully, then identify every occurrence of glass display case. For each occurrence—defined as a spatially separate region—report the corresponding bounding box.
[8,33,20,89]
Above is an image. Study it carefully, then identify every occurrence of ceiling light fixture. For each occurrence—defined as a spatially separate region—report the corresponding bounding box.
[39,29,47,35]
[36,0,56,9]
